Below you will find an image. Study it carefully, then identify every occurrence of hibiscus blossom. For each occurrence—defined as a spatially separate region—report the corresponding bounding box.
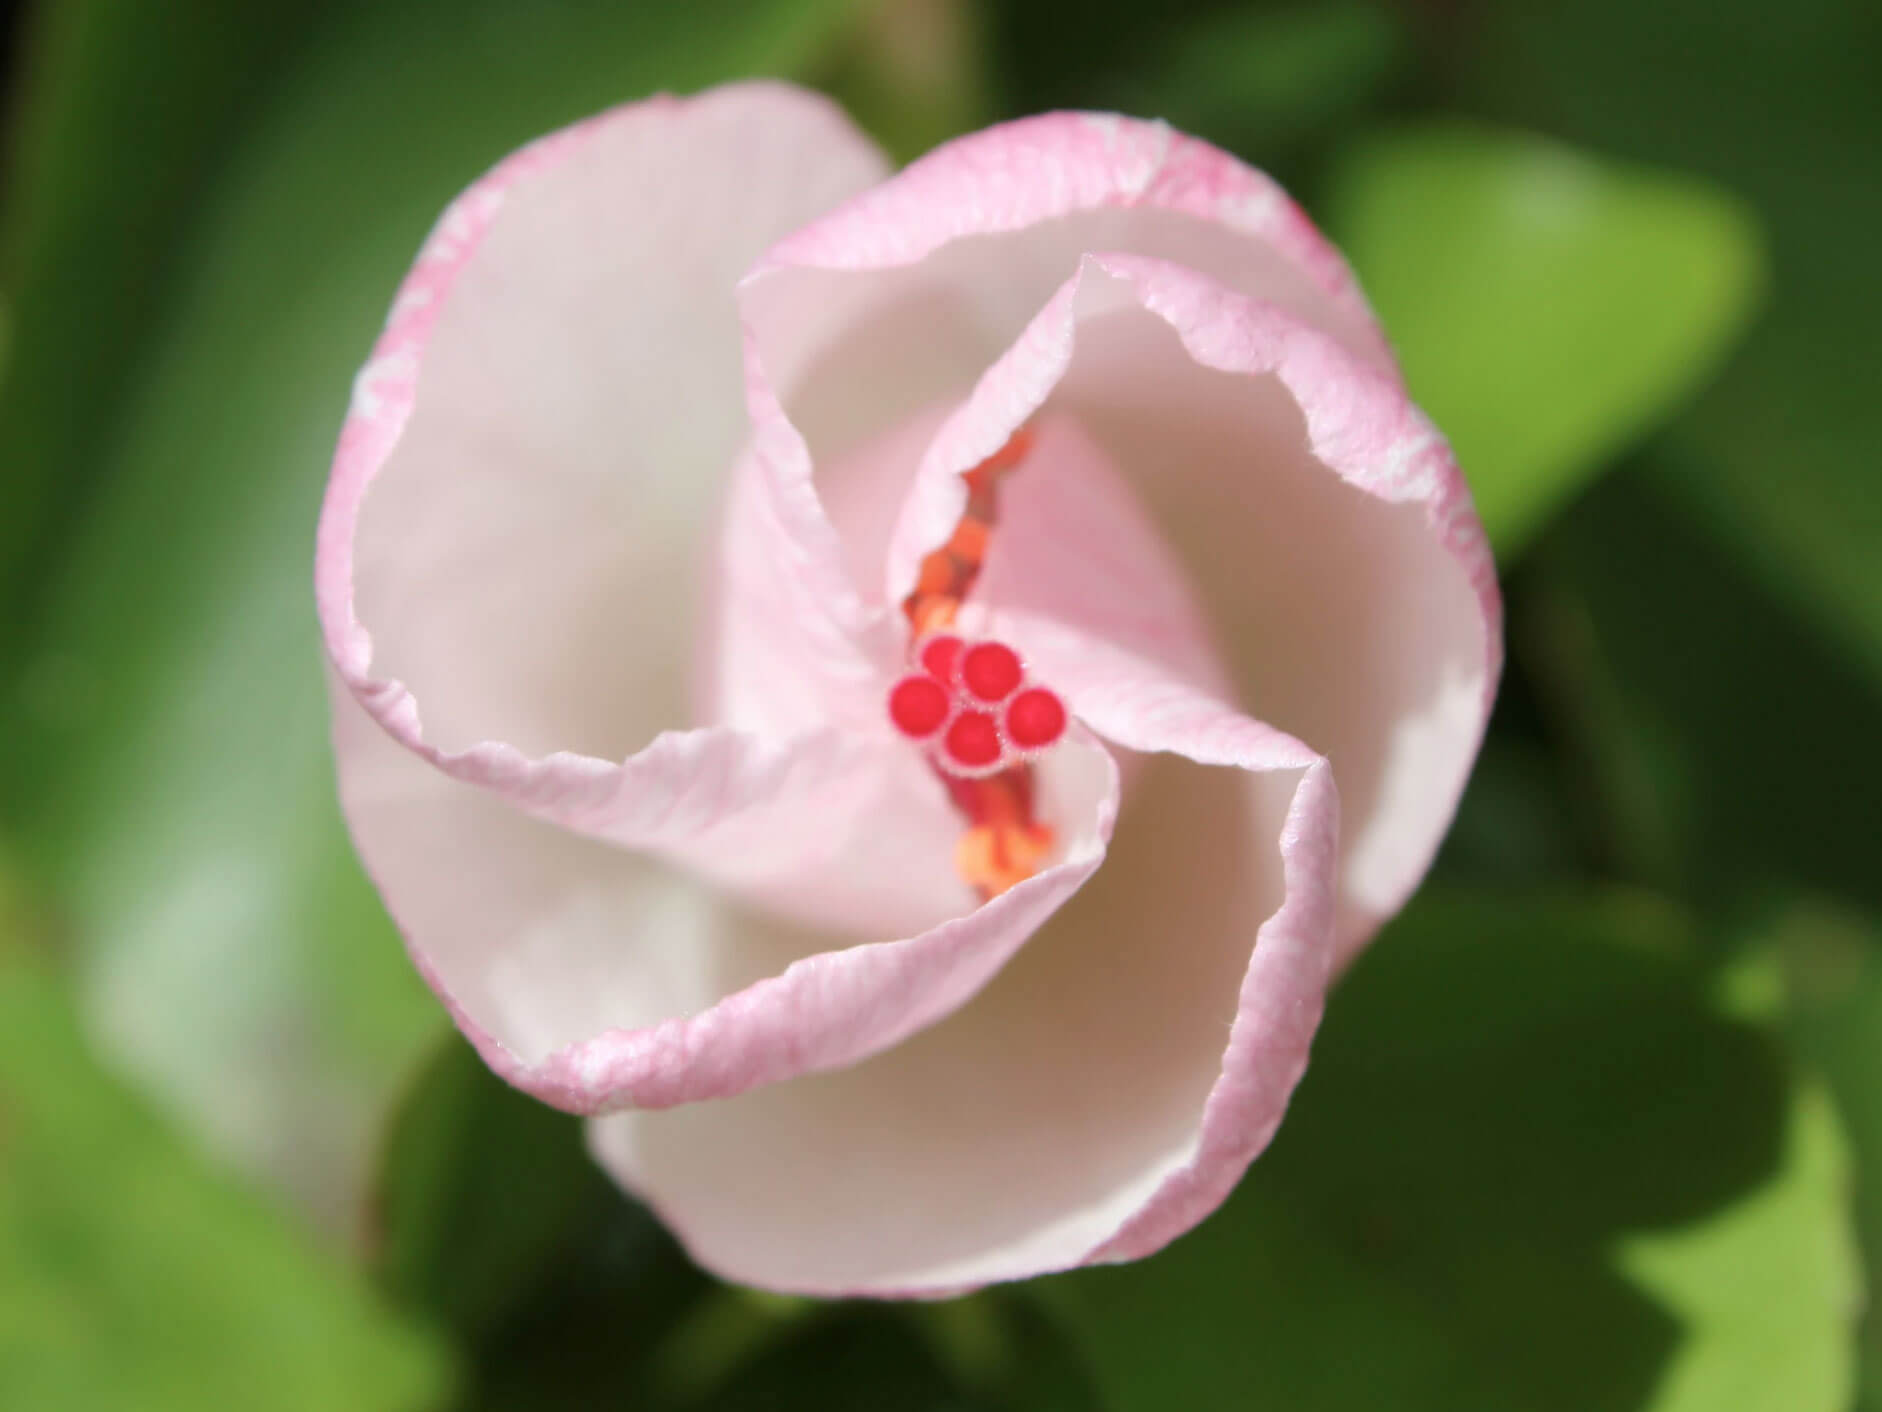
[317,82,1500,1295]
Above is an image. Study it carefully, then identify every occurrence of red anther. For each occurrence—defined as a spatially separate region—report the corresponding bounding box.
[919,633,963,685]
[887,675,951,739]
[1004,687,1067,750]
[942,710,1004,771]
[959,640,1023,702]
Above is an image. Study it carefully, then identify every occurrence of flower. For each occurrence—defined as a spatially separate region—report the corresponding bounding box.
[317,82,1500,1296]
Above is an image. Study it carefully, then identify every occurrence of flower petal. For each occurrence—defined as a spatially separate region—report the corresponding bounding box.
[320,85,1119,1114]
[867,253,1493,968]
[742,110,1393,402]
[1063,255,1497,964]
[727,115,1496,970]
[331,675,1116,1114]
[319,81,889,764]
[582,354,1345,1291]
[587,698,1336,1293]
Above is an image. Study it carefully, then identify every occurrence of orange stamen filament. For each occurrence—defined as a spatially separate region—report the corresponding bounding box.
[892,427,1064,900]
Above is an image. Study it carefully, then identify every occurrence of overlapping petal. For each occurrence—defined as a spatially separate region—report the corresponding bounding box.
[593,316,1343,1291]
[589,679,1335,1292]
[739,119,1499,968]
[318,86,1115,1116]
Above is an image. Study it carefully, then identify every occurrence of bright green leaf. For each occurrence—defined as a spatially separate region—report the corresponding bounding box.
[2,0,869,1231]
[453,1194,713,1411]
[1039,890,1858,1411]
[1771,900,1882,1409]
[0,945,454,1412]
[1325,124,1763,559]
[1619,1083,1858,1412]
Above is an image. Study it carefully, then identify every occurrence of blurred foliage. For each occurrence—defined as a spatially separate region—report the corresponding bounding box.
[1455,0,1882,690]
[1327,124,1763,560]
[1775,901,1882,1408]
[0,936,453,1411]
[0,0,871,1234]
[1526,470,1882,914]
[2,0,1880,1406]
[371,1035,621,1342]
[1038,890,1855,1412]
[0,0,331,658]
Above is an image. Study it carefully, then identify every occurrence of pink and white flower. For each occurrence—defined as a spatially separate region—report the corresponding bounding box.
[317,82,1500,1295]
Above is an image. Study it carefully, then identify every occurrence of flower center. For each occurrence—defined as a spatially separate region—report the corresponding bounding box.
[884,428,1068,899]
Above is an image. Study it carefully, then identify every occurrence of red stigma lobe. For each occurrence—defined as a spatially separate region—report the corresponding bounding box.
[943,710,1004,771]
[918,633,963,685]
[1004,687,1067,751]
[888,674,951,739]
[960,641,1023,702]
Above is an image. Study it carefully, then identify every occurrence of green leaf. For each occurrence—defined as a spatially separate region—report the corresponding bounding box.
[1325,124,1763,560]
[0,944,454,1412]
[1038,890,1858,1411]
[1770,900,1882,1408]
[2,0,869,1230]
[1452,0,1882,691]
[1618,1084,1857,1412]
[372,1034,617,1339]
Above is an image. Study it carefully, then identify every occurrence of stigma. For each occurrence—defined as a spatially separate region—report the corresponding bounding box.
[883,428,1069,899]
[887,633,1067,776]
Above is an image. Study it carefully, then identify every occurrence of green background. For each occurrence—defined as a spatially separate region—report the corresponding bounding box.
[2,0,1877,1406]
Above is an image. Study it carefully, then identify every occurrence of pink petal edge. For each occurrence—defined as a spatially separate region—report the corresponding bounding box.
[398,733,1121,1116]
[898,251,1499,709]
[747,110,1390,370]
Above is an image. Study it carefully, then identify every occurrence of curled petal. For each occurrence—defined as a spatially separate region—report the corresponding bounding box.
[589,687,1335,1293]
[591,377,1338,1292]
[841,249,1493,969]
[730,114,1497,971]
[321,83,890,765]
[320,86,1116,1114]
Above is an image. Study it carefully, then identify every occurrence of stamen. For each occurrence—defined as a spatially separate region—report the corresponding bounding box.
[882,425,1074,900]
[903,426,1035,636]
[947,767,1054,897]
